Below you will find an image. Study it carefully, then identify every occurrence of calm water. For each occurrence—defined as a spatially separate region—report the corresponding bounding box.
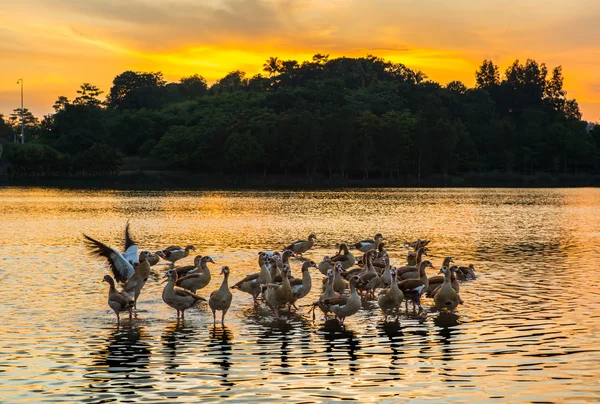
[1,187,599,403]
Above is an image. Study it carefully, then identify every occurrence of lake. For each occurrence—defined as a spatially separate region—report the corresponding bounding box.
[0,187,599,403]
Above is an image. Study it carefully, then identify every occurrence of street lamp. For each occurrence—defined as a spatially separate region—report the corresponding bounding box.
[17,78,24,144]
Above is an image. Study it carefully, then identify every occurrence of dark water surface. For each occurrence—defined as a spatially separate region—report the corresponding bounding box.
[1,187,599,402]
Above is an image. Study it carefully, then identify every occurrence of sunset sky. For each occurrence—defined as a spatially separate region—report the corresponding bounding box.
[0,0,599,121]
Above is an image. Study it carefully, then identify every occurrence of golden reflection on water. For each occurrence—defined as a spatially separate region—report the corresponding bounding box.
[0,187,599,402]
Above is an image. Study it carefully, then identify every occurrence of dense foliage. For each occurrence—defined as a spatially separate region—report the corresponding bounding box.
[2,54,599,180]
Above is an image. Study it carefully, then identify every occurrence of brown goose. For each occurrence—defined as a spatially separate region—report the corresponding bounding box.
[356,250,380,300]
[209,266,233,324]
[139,250,160,266]
[378,268,404,322]
[272,250,296,283]
[317,256,334,276]
[102,275,134,323]
[84,224,151,309]
[158,245,197,266]
[232,256,273,304]
[285,234,317,257]
[289,260,316,309]
[404,238,431,250]
[258,251,279,268]
[398,250,439,280]
[457,263,477,280]
[331,243,356,270]
[351,233,383,253]
[433,266,462,313]
[397,260,434,312]
[176,256,214,294]
[405,245,428,268]
[176,255,213,277]
[322,262,347,294]
[427,265,460,297]
[321,276,362,326]
[261,264,294,317]
[162,269,205,319]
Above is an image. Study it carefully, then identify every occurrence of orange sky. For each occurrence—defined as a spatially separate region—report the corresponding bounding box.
[0,0,599,121]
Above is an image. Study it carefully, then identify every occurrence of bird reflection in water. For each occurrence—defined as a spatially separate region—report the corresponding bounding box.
[161,320,198,375]
[378,320,405,375]
[85,322,153,399]
[434,312,460,378]
[208,325,234,390]
[320,320,361,374]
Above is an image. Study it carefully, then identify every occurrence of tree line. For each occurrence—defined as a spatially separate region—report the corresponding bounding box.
[1,54,599,181]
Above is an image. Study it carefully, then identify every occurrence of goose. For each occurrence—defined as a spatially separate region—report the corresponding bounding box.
[317,256,333,276]
[356,250,380,300]
[139,250,160,266]
[404,238,430,250]
[351,233,383,253]
[261,263,294,317]
[377,268,404,322]
[313,268,341,321]
[380,257,393,287]
[433,266,462,313]
[84,224,151,309]
[397,249,435,280]
[102,275,135,323]
[232,256,273,304]
[284,233,317,257]
[176,256,214,293]
[158,245,196,266]
[321,262,347,294]
[405,245,428,267]
[209,266,233,324]
[427,265,460,297]
[162,268,205,319]
[289,260,316,310]
[272,250,296,283]
[321,276,362,326]
[457,263,477,280]
[397,260,434,312]
[258,251,279,268]
[331,243,356,270]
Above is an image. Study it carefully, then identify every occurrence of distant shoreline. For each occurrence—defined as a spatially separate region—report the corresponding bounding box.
[1,171,598,189]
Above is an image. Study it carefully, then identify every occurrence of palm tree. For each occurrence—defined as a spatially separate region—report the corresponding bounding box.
[262,57,282,77]
[412,70,428,84]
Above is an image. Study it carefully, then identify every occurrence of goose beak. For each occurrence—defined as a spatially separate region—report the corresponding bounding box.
[209,258,215,264]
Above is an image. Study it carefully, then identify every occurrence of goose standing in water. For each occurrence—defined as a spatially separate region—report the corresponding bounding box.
[176,256,215,293]
[232,256,273,304]
[285,234,317,257]
[84,223,151,309]
[321,276,362,326]
[313,268,341,321]
[162,269,205,320]
[398,260,434,312]
[331,243,356,270]
[209,266,233,325]
[289,260,316,310]
[158,245,197,266]
[433,266,462,313]
[102,275,135,323]
[351,233,383,253]
[378,268,404,322]
[261,264,293,318]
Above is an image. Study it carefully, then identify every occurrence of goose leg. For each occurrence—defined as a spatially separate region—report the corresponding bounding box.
[182,310,185,320]
[221,310,227,325]
[116,313,120,323]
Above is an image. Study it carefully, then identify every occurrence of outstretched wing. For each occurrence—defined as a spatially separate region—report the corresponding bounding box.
[84,234,135,283]
[123,222,139,265]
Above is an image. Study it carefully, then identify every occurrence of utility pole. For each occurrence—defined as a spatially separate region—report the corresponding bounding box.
[17,78,24,144]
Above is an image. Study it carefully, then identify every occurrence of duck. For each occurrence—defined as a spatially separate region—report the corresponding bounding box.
[176,255,215,277]
[139,250,160,266]
[102,274,135,323]
[317,256,333,276]
[289,260,316,310]
[313,268,341,321]
[158,245,197,266]
[321,276,362,326]
[176,256,214,294]
[377,268,404,322]
[397,260,434,312]
[331,243,356,270]
[457,263,477,281]
[162,268,206,320]
[261,264,294,317]
[84,225,151,309]
[433,266,462,313]
[427,265,460,297]
[209,266,233,325]
[351,233,383,253]
[232,256,273,304]
[284,233,317,257]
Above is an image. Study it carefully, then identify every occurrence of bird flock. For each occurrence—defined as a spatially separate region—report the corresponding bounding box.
[85,225,477,325]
